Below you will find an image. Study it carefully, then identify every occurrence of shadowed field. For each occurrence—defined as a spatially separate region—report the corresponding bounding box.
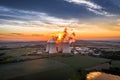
[0,55,112,80]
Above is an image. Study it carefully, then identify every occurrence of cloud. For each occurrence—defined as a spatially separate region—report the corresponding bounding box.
[0,6,119,33]
[0,6,79,26]
[31,34,44,36]
[110,19,120,28]
[87,8,115,17]
[116,19,120,26]
[0,33,23,36]
[64,0,102,9]
[64,0,116,17]
[10,33,23,35]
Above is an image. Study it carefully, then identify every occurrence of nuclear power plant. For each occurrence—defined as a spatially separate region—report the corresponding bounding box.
[46,28,75,54]
[46,40,71,54]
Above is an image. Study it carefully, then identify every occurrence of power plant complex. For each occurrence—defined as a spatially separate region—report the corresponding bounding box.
[46,28,75,54]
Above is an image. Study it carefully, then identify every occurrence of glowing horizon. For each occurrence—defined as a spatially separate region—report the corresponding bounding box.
[0,20,120,41]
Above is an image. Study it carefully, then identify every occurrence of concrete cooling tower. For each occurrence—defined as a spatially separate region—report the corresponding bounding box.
[62,41,71,53]
[46,39,57,54]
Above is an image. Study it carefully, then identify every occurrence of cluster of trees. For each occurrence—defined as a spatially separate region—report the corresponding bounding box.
[0,53,16,64]
[100,51,120,60]
[102,67,120,76]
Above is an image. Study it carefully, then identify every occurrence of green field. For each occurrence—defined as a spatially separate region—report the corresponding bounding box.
[0,59,75,80]
[0,48,36,57]
[112,60,120,68]
[50,55,110,70]
[0,48,120,80]
[0,47,119,69]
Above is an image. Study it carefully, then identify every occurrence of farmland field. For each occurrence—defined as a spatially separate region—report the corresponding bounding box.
[0,55,112,80]
[0,45,120,80]
[0,59,75,80]
[50,55,110,69]
[0,48,36,57]
[112,60,120,68]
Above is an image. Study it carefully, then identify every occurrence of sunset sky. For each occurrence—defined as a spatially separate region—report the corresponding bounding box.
[0,0,120,41]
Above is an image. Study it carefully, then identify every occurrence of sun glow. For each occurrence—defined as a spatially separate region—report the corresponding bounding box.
[58,33,64,41]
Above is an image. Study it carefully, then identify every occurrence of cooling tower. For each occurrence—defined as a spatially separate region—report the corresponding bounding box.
[46,41,50,53]
[48,39,57,54]
[62,42,71,53]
